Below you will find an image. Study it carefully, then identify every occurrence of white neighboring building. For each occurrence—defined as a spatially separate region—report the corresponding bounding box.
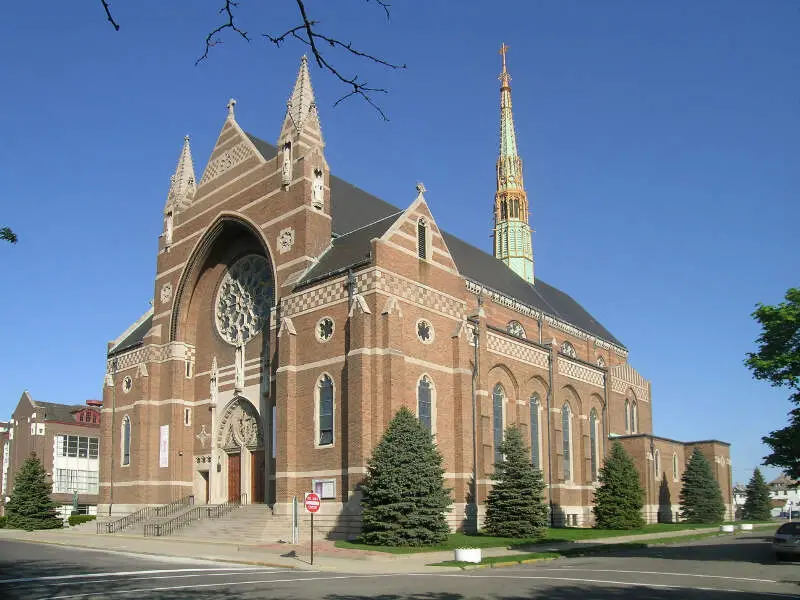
[769,474,799,518]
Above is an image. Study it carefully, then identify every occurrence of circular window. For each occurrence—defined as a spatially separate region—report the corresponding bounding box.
[122,376,133,394]
[416,319,434,344]
[316,317,335,342]
[214,254,274,346]
[507,320,525,338]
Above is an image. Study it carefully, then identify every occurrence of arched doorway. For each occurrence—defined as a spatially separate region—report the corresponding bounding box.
[216,397,265,503]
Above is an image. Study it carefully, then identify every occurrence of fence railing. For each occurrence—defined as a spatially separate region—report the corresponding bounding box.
[97,494,194,534]
[144,493,246,537]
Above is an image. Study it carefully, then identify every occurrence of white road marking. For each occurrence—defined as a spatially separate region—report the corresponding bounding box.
[0,567,269,585]
[42,575,400,599]
[44,570,300,587]
[542,567,778,583]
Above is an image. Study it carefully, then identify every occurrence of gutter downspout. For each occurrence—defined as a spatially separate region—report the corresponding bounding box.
[546,342,555,528]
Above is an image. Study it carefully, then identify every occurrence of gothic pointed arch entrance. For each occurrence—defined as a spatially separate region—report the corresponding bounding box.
[216,396,266,503]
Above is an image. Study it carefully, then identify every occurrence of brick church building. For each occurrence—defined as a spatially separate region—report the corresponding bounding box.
[99,51,732,533]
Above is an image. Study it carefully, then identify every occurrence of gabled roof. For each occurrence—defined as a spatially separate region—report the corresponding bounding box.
[244,134,624,348]
[35,401,93,423]
[109,132,625,354]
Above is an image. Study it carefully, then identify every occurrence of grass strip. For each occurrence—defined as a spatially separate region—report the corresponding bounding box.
[335,522,777,555]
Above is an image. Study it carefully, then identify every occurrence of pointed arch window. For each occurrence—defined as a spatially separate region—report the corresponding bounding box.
[561,341,577,359]
[317,375,334,446]
[121,416,131,467]
[507,320,525,338]
[624,399,630,433]
[417,375,433,432]
[493,384,505,465]
[596,356,606,368]
[529,394,541,469]
[630,400,638,434]
[654,448,661,479]
[500,200,508,220]
[589,409,599,481]
[672,453,679,481]
[562,403,572,481]
[417,217,428,260]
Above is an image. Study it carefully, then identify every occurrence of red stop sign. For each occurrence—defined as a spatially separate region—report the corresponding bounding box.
[304,492,321,513]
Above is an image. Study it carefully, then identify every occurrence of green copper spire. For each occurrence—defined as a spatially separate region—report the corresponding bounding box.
[493,44,534,284]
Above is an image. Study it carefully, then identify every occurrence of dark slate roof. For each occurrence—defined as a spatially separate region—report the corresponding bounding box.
[35,401,88,423]
[109,313,153,357]
[247,133,623,348]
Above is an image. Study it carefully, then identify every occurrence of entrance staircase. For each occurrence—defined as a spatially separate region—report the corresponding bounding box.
[172,504,296,545]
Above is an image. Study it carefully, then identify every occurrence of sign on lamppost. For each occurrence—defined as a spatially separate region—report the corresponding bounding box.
[304,492,321,565]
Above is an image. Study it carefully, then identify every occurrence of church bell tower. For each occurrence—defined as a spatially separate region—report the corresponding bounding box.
[493,44,534,284]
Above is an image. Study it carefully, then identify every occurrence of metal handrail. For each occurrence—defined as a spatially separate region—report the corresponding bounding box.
[98,494,194,534]
[144,493,246,537]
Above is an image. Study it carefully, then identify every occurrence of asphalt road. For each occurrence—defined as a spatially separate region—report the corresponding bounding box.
[0,532,797,599]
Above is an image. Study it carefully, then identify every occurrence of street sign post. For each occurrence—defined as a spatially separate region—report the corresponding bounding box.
[304,492,321,565]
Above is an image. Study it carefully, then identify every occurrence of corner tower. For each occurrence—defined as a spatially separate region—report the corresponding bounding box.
[493,44,534,284]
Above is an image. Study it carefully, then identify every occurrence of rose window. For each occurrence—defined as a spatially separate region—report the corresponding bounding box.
[215,254,274,345]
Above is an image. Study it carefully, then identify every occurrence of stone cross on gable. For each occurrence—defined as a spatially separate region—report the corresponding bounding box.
[227,98,237,118]
[416,181,426,195]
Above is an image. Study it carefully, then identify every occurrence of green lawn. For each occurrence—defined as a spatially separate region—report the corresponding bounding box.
[334,522,763,554]
[428,524,779,568]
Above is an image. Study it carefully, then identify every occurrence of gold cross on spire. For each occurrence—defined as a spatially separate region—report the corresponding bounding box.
[500,43,510,72]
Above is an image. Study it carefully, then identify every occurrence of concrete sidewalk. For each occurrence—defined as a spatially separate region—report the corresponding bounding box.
[0,524,773,574]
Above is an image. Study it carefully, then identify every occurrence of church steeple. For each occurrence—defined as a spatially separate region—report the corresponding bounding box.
[163,135,196,248]
[493,44,534,284]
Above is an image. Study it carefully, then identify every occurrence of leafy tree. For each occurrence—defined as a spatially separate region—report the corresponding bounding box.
[742,468,772,521]
[593,442,645,529]
[679,449,725,524]
[358,406,451,546]
[745,288,800,478]
[483,425,549,538]
[6,454,62,531]
[1,226,16,244]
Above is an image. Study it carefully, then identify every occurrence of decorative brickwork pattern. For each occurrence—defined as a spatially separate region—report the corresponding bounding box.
[609,363,650,402]
[199,141,255,186]
[487,331,549,369]
[107,342,196,373]
[557,357,605,389]
[282,268,465,319]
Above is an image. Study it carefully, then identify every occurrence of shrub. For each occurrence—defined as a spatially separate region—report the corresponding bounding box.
[68,514,97,526]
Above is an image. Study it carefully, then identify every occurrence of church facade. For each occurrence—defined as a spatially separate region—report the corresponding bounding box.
[99,52,732,534]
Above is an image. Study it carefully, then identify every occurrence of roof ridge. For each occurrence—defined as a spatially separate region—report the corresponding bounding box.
[335,210,403,238]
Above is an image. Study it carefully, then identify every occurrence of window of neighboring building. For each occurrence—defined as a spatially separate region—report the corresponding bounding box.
[317,374,334,446]
[53,469,99,495]
[530,394,540,469]
[57,435,99,460]
[493,384,505,466]
[562,403,572,481]
[417,218,428,260]
[589,409,599,482]
[121,416,131,466]
[417,375,433,432]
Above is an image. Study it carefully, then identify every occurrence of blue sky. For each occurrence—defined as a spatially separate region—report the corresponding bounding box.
[1,1,797,485]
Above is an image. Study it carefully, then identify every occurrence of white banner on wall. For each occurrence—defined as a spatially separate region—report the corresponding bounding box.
[159,425,169,468]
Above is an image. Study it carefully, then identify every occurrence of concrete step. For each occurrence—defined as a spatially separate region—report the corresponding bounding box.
[172,505,297,544]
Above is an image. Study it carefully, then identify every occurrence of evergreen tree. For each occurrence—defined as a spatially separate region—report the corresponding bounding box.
[593,442,645,529]
[6,454,62,531]
[679,448,726,523]
[483,425,549,538]
[358,407,452,546]
[742,468,772,521]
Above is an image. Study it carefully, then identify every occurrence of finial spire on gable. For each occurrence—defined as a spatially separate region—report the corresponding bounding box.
[281,55,322,140]
[164,135,197,214]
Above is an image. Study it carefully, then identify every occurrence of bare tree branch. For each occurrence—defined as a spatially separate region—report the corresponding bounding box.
[99,0,405,119]
[100,0,120,31]
[196,0,250,66]
[264,0,405,120]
